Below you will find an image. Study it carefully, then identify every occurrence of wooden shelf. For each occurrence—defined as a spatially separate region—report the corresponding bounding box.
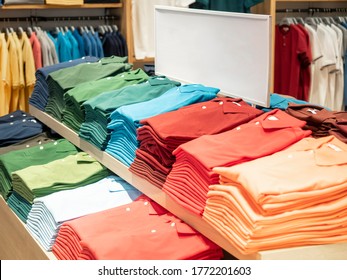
[0,196,56,260]
[21,105,347,260]
[0,3,122,9]
[276,0,347,2]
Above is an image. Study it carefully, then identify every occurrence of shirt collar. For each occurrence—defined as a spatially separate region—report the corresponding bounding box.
[286,103,335,123]
[147,200,197,234]
[291,136,347,166]
[221,98,263,116]
[122,69,149,81]
[313,137,347,166]
[256,109,307,129]
[148,76,181,86]
[178,84,220,94]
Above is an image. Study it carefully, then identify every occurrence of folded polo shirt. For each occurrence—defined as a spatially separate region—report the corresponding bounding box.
[79,76,181,150]
[0,138,78,199]
[11,152,111,204]
[105,84,219,166]
[7,191,32,222]
[26,175,142,251]
[45,56,132,121]
[286,103,347,143]
[53,196,223,260]
[213,136,347,216]
[0,132,56,155]
[162,109,312,216]
[130,98,264,188]
[257,93,310,112]
[62,68,149,132]
[29,56,99,111]
[0,112,43,148]
[203,184,347,254]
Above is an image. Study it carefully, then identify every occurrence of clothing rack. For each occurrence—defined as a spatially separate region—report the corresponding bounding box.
[0,15,119,24]
[276,7,347,15]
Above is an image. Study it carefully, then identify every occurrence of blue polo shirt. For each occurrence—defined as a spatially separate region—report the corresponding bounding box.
[72,28,86,57]
[105,84,219,166]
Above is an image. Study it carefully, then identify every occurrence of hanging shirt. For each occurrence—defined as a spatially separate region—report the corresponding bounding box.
[87,31,98,58]
[72,28,86,57]
[66,30,80,60]
[93,31,104,58]
[7,33,24,112]
[131,0,195,59]
[304,23,323,105]
[274,24,311,101]
[330,24,344,111]
[0,33,11,116]
[19,32,36,112]
[29,31,43,70]
[311,24,337,107]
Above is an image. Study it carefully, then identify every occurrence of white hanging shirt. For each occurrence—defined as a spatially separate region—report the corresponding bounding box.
[131,0,195,60]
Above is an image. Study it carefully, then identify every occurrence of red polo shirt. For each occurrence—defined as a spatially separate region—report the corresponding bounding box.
[52,196,223,260]
[130,97,263,187]
[274,24,311,101]
[162,109,312,216]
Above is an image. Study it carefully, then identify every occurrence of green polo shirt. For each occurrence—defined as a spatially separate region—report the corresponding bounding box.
[45,56,132,121]
[11,152,111,204]
[79,76,181,149]
[0,139,79,199]
[62,68,149,132]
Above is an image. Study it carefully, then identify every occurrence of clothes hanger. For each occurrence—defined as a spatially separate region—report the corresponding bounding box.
[98,25,106,35]
[296,17,305,25]
[112,25,118,32]
[279,17,294,26]
[89,25,95,34]
[17,26,24,38]
[321,17,331,25]
[27,26,33,37]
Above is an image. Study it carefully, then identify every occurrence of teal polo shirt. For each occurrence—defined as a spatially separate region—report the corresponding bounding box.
[79,76,181,149]
[193,0,264,13]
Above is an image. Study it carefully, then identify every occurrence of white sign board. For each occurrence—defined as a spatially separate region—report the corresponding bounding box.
[155,6,271,107]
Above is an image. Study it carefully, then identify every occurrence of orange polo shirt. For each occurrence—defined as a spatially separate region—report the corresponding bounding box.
[203,183,347,254]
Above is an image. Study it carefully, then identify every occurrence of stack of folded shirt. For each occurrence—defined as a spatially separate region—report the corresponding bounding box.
[26,175,142,251]
[0,138,78,199]
[0,110,44,148]
[0,132,56,155]
[130,98,263,188]
[9,152,111,222]
[257,93,310,112]
[52,196,223,260]
[61,68,149,132]
[105,84,219,166]
[29,56,99,111]
[79,76,181,150]
[162,109,312,216]
[45,56,132,121]
[203,136,347,254]
[286,103,347,143]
